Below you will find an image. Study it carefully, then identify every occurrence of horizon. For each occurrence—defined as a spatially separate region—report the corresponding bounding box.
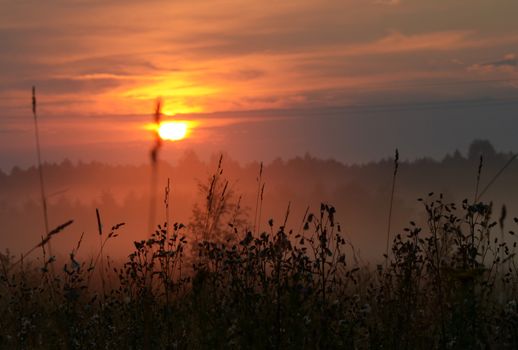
[1,136,513,174]
[3,107,518,172]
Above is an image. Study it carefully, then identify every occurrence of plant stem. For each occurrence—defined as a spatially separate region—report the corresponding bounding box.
[32,86,51,258]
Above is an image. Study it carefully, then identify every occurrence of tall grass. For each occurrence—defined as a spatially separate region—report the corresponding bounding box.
[148,99,163,235]
[1,165,517,349]
[31,86,51,258]
[385,148,399,263]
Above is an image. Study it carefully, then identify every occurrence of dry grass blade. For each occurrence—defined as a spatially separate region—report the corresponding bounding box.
[254,162,263,233]
[96,208,106,296]
[164,177,171,232]
[37,220,74,247]
[148,98,162,234]
[474,155,483,202]
[96,208,103,236]
[31,86,52,258]
[385,148,399,262]
[476,153,517,202]
[11,220,74,268]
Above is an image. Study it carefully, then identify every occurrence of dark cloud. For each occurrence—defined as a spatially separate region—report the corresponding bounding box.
[483,54,517,68]
[213,69,266,81]
[468,54,518,73]
[0,77,127,95]
[66,55,167,76]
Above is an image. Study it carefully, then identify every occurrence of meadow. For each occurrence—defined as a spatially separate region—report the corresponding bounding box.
[1,155,517,349]
[3,0,518,348]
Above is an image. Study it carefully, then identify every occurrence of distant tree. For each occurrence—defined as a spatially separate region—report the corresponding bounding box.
[468,139,496,160]
[177,149,204,175]
[452,149,463,160]
[443,149,465,165]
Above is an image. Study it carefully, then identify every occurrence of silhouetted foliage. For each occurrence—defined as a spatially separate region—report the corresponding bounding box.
[1,191,517,349]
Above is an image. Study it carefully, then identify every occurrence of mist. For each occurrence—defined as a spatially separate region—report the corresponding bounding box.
[1,139,515,263]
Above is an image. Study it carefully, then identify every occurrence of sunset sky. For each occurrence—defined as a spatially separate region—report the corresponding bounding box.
[2,0,518,170]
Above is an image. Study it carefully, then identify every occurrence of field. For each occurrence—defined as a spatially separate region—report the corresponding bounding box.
[1,159,517,350]
[3,0,518,349]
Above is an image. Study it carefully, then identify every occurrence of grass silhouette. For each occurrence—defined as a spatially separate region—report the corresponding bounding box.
[1,161,517,349]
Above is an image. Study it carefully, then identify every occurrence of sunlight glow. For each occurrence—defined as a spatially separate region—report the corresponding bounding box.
[157,121,190,141]
[121,75,218,115]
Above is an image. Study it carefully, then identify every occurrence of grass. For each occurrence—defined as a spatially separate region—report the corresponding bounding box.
[31,86,52,259]
[385,148,399,264]
[0,161,517,349]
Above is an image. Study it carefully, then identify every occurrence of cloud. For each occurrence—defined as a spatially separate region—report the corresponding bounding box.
[375,0,401,6]
[336,31,518,58]
[468,53,518,73]
[2,0,518,119]
[214,69,266,82]
[0,75,131,98]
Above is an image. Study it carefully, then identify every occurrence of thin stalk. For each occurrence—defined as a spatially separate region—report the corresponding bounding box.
[257,183,265,234]
[297,205,310,236]
[430,209,447,346]
[164,177,171,234]
[498,204,507,303]
[96,208,106,298]
[474,155,483,203]
[253,162,263,233]
[148,99,162,235]
[32,86,51,258]
[476,153,517,202]
[385,149,399,264]
[12,220,74,268]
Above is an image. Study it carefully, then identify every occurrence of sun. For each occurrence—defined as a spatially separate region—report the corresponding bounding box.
[158,121,189,141]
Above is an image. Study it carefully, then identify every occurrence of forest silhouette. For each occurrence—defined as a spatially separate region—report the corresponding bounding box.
[1,139,515,261]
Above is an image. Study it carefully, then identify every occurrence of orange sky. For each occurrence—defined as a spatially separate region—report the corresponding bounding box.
[1,0,518,169]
